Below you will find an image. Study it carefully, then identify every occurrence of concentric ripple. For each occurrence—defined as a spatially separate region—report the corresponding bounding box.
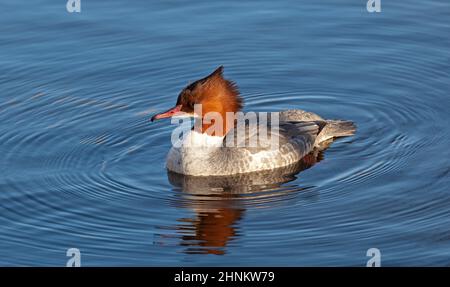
[1,0,449,266]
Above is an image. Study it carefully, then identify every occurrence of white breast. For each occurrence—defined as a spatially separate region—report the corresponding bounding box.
[166,130,225,175]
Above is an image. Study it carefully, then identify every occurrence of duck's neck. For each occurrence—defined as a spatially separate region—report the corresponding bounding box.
[197,108,237,137]
[196,91,242,137]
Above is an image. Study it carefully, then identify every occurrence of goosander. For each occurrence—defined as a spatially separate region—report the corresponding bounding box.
[151,66,355,176]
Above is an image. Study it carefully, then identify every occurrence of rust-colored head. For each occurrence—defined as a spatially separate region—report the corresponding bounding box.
[151,66,243,136]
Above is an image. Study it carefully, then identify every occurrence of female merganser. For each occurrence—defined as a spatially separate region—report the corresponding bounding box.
[151,66,355,176]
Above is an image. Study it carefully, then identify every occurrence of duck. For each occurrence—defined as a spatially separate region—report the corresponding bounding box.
[151,66,356,176]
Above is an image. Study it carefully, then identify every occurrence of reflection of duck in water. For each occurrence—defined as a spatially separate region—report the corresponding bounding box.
[167,151,323,255]
[151,66,355,176]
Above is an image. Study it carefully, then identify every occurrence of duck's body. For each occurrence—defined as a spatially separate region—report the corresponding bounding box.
[151,67,356,176]
[166,110,354,176]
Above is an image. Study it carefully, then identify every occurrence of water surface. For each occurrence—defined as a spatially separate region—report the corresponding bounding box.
[0,0,449,266]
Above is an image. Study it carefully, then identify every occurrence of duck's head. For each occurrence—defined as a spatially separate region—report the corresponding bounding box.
[151,66,243,136]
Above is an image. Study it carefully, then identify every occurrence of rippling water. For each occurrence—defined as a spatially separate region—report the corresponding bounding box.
[1,0,449,266]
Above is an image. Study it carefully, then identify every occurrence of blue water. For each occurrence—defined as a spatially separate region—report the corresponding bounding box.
[0,0,449,266]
